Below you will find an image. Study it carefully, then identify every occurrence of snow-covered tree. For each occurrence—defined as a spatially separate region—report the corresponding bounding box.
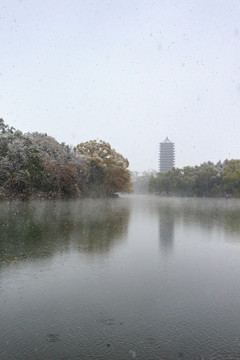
[75,140,132,197]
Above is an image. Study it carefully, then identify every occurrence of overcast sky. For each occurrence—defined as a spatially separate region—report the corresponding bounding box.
[1,0,240,172]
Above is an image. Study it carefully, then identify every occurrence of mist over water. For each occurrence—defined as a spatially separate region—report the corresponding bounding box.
[1,195,240,359]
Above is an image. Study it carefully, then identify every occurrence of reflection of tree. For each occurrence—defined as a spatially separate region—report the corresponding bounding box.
[223,209,240,233]
[179,201,240,235]
[156,198,240,241]
[72,203,129,253]
[158,207,175,255]
[0,200,130,265]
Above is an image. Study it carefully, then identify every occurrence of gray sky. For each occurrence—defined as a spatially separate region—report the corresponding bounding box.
[1,0,240,172]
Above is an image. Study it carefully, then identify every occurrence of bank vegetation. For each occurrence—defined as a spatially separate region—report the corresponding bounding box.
[0,119,132,199]
[149,160,240,198]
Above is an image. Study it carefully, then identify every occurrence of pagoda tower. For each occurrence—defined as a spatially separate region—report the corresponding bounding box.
[159,137,175,172]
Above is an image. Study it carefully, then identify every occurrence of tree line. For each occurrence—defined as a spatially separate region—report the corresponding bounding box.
[0,119,132,199]
[149,160,240,197]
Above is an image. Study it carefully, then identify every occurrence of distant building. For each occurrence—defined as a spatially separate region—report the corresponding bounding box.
[159,137,175,172]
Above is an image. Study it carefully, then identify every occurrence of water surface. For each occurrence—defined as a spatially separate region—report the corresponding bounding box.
[1,196,240,359]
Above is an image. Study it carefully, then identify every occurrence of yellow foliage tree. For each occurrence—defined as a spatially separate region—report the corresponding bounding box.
[75,140,132,196]
[223,159,240,197]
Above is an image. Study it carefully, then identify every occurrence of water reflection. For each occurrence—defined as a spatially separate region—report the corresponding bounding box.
[153,197,240,242]
[179,199,240,236]
[0,199,130,265]
[159,208,175,255]
[1,196,240,360]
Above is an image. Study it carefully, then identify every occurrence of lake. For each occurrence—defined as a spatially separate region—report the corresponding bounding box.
[1,195,240,360]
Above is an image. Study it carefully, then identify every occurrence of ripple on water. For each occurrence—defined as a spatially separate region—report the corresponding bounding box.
[46,333,61,342]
